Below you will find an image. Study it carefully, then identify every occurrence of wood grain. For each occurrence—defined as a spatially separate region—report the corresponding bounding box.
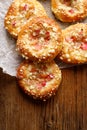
[0,65,87,130]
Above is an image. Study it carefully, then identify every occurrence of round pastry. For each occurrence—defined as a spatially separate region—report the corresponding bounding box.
[17,60,62,101]
[16,16,62,62]
[51,0,87,22]
[59,23,87,64]
[4,0,47,38]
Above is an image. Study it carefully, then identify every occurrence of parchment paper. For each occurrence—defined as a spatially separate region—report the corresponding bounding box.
[0,0,87,76]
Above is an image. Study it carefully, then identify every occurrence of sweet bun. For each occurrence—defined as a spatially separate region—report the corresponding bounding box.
[4,0,47,38]
[16,16,62,62]
[17,60,62,101]
[59,23,87,64]
[51,0,87,22]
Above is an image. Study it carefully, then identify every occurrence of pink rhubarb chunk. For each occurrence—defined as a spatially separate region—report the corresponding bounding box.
[45,31,50,41]
[69,9,74,14]
[12,21,16,27]
[34,44,42,50]
[80,43,87,50]
[23,4,28,11]
[37,81,46,89]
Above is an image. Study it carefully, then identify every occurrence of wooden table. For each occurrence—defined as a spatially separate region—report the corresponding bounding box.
[0,65,87,130]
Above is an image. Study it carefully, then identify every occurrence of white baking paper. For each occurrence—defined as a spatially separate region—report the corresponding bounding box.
[0,0,87,76]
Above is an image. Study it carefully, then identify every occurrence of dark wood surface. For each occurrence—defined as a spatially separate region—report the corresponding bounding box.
[0,65,87,130]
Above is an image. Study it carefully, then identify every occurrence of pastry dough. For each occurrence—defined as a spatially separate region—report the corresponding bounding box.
[51,0,87,22]
[17,60,62,101]
[16,16,62,62]
[4,0,47,38]
[59,23,87,63]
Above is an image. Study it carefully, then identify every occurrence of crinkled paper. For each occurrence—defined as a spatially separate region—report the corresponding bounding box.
[0,0,86,76]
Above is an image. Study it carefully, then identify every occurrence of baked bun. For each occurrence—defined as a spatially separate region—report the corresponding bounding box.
[59,23,87,64]
[51,0,87,22]
[17,60,62,101]
[4,0,47,38]
[16,16,62,62]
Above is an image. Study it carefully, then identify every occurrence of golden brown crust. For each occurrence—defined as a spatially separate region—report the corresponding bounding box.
[59,23,87,64]
[17,60,62,101]
[4,0,47,38]
[51,0,87,22]
[16,16,62,62]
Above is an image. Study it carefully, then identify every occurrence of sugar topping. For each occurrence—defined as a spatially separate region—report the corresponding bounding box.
[17,60,62,101]
[60,23,87,63]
